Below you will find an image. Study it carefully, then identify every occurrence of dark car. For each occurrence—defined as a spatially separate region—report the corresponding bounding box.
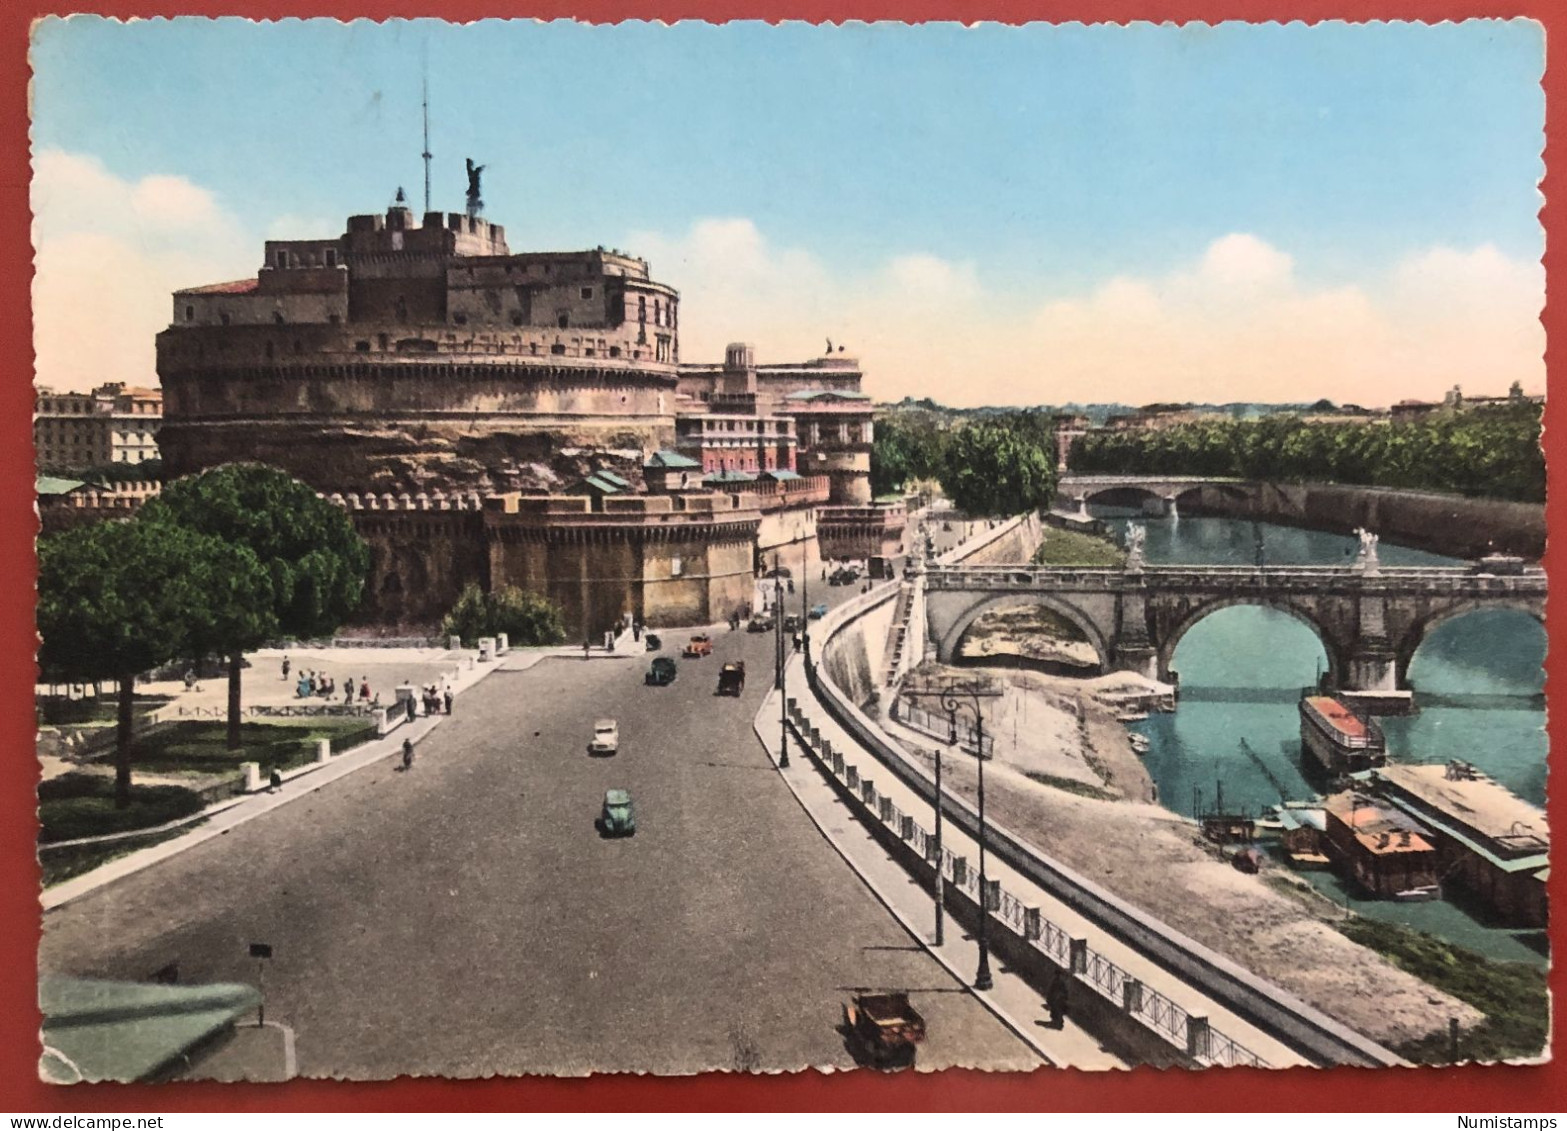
[783,614,803,633]
[646,657,678,685]
[600,789,636,837]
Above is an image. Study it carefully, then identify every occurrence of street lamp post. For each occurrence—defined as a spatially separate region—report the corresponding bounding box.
[775,564,788,769]
[902,675,1001,982]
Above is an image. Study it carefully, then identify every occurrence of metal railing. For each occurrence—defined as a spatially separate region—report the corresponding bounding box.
[890,699,994,757]
[785,695,1271,1069]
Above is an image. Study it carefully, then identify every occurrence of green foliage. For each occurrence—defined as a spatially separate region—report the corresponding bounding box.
[870,412,950,496]
[130,718,376,775]
[938,412,1058,516]
[141,463,370,639]
[1070,404,1544,503]
[37,521,228,685]
[1032,527,1127,568]
[37,774,205,843]
[1336,916,1548,1063]
[441,583,568,647]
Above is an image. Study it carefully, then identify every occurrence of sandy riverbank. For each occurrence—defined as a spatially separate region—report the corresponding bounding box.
[895,663,1480,1049]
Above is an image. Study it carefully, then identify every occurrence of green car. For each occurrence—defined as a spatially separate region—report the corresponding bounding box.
[601,789,637,837]
[646,656,678,685]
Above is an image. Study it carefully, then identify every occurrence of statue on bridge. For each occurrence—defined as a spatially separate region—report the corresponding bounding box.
[1125,523,1147,571]
[1353,527,1381,575]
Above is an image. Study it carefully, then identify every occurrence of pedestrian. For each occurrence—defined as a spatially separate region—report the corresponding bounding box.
[344,682,355,706]
[359,678,371,702]
[793,633,802,653]
[268,768,282,793]
[1046,971,1070,1029]
[633,621,643,642]
[306,671,317,696]
[402,738,414,771]
[444,688,454,715]
[584,639,592,662]
[406,696,417,723]
[281,656,291,681]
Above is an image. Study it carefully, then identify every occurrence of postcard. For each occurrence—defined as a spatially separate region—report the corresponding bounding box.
[29,17,1547,1082]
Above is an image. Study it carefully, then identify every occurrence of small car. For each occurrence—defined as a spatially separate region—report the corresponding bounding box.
[601,789,636,837]
[646,657,678,685]
[589,719,619,755]
[718,661,746,696]
[746,614,775,633]
[683,634,713,658]
[809,603,828,620]
[644,632,663,652]
[783,614,803,633]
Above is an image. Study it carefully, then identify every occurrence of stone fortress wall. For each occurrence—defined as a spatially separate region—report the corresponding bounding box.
[158,204,683,492]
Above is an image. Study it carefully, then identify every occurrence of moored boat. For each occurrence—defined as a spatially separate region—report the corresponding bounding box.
[1299,695,1386,775]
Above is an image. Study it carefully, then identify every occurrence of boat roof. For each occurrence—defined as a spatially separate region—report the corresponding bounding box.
[1376,763,1548,852]
[1302,696,1372,741]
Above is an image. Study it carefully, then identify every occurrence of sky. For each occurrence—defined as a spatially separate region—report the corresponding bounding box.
[29,18,1546,407]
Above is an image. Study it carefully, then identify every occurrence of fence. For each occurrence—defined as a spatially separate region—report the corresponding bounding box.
[889,699,994,758]
[780,695,1267,1070]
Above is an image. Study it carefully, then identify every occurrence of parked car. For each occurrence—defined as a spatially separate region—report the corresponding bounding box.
[809,603,828,620]
[589,719,619,755]
[600,789,636,837]
[763,566,793,579]
[644,633,663,652]
[683,634,713,658]
[718,661,747,696]
[842,992,926,1069]
[646,657,678,686]
[747,614,775,632]
[783,614,803,633]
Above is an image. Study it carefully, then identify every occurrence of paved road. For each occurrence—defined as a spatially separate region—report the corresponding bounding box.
[40,567,1032,1077]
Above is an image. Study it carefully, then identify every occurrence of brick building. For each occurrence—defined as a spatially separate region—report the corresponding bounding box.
[34,383,162,473]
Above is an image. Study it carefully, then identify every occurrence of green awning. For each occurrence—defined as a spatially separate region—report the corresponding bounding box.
[39,976,261,1082]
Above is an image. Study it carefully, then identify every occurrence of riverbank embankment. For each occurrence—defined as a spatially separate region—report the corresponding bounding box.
[1181,481,1544,559]
[898,662,1481,1049]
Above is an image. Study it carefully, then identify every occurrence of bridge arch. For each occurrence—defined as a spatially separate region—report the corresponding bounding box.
[936,591,1112,673]
[1157,596,1342,687]
[1393,598,1546,688]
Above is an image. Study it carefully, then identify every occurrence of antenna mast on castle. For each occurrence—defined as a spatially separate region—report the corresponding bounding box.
[421,71,432,215]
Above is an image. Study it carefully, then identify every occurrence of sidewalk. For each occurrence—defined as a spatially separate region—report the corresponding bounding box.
[774,653,1312,1070]
[754,672,1119,1070]
[42,643,521,913]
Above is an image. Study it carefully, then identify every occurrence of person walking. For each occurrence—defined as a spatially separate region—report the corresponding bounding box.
[402,738,414,771]
[344,681,355,706]
[1046,971,1070,1029]
[359,678,371,702]
[281,656,291,681]
[443,688,454,715]
[268,768,283,793]
[406,695,417,724]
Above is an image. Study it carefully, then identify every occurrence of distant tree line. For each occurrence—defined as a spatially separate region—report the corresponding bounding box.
[873,409,1059,516]
[1070,405,1544,503]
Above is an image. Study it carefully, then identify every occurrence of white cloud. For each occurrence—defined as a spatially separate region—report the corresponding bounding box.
[631,216,1543,407]
[31,149,256,392]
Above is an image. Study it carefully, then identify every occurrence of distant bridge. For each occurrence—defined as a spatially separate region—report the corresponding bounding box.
[1056,475,1245,516]
[924,562,1546,697]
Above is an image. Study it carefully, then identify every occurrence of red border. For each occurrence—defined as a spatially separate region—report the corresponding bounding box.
[2,1,1562,1113]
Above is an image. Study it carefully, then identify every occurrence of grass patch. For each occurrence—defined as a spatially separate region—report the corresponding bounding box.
[132,718,376,777]
[1335,916,1548,1063]
[36,694,170,727]
[38,774,205,844]
[1022,771,1114,800]
[1033,527,1126,568]
[39,822,201,888]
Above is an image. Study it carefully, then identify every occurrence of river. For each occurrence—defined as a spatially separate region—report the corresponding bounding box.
[1090,507,1548,964]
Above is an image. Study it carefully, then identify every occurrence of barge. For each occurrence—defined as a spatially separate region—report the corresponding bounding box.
[1299,695,1386,775]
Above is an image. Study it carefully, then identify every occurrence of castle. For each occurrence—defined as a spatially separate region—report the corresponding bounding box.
[156,194,904,632]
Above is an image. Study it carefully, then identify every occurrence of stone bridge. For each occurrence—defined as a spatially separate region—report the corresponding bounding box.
[923,561,1546,703]
[1056,474,1245,517]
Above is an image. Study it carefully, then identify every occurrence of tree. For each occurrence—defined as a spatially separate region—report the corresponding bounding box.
[441,584,568,647]
[38,522,245,808]
[938,418,1057,517]
[140,464,371,749]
